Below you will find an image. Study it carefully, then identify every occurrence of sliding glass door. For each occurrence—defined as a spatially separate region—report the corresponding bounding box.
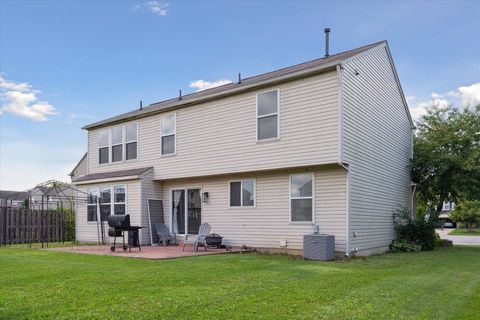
[171,188,201,235]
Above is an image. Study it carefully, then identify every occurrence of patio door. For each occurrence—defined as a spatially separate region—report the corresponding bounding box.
[171,188,201,235]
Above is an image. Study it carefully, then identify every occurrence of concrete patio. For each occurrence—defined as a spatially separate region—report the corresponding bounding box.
[49,244,243,259]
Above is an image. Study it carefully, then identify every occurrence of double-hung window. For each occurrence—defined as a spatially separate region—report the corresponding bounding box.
[114,186,126,215]
[99,130,110,164]
[161,114,176,155]
[126,123,138,160]
[87,188,98,222]
[290,173,314,222]
[100,187,111,221]
[257,90,279,140]
[111,126,123,162]
[230,179,255,207]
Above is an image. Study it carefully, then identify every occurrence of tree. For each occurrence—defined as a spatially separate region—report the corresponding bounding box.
[450,200,480,231]
[411,104,480,214]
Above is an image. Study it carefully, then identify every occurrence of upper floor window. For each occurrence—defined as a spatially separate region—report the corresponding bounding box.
[99,130,109,164]
[161,114,176,155]
[257,90,279,140]
[290,173,314,223]
[111,126,123,162]
[126,123,138,160]
[230,179,255,207]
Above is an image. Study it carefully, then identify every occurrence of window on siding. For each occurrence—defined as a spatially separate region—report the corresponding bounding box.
[126,123,138,160]
[230,179,255,207]
[111,126,123,162]
[257,90,279,140]
[99,130,109,164]
[100,187,111,221]
[114,185,126,215]
[87,189,98,222]
[290,173,314,222]
[161,114,176,155]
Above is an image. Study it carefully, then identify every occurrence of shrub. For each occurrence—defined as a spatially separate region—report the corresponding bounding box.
[450,200,480,232]
[392,207,438,251]
[389,240,422,253]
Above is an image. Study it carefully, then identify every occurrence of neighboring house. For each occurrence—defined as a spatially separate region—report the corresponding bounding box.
[0,190,29,207]
[73,41,414,256]
[29,185,74,210]
[439,201,456,228]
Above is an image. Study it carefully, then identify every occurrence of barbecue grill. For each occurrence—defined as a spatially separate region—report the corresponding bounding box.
[107,214,143,252]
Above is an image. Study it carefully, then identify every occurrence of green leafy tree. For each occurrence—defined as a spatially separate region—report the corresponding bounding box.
[450,200,480,232]
[411,104,480,214]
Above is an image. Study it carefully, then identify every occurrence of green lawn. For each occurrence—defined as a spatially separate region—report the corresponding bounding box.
[449,228,480,235]
[1,247,479,319]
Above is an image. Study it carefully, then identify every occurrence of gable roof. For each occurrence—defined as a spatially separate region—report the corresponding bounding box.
[69,152,87,176]
[72,167,153,184]
[0,190,29,201]
[83,41,387,130]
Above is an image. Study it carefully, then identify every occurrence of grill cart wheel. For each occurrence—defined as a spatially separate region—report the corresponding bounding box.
[123,246,128,251]
[110,246,116,252]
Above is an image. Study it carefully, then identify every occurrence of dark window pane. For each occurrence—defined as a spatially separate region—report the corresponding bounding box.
[100,189,111,204]
[162,135,175,155]
[172,190,185,234]
[100,204,110,221]
[230,182,241,206]
[112,145,122,162]
[114,204,125,215]
[291,199,313,222]
[258,115,278,140]
[291,174,313,197]
[114,186,125,203]
[99,147,109,164]
[126,142,137,160]
[187,189,201,234]
[242,180,255,206]
[87,206,97,221]
[258,91,278,116]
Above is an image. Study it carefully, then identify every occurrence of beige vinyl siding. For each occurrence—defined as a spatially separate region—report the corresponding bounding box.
[86,70,340,179]
[76,179,141,243]
[341,45,412,254]
[161,167,347,252]
[140,172,163,244]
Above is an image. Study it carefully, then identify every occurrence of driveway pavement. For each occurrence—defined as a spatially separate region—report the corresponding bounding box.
[437,229,480,246]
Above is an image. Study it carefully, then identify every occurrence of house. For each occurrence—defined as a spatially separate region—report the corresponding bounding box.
[0,190,29,207]
[439,201,456,228]
[70,152,88,182]
[72,40,414,256]
[29,185,74,210]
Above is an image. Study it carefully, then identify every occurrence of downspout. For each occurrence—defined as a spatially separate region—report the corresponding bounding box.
[337,63,351,257]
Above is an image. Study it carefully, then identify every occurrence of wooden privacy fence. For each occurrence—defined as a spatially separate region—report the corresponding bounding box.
[0,207,75,246]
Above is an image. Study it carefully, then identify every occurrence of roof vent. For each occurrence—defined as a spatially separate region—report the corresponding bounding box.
[324,28,331,57]
[139,100,143,110]
[179,90,183,100]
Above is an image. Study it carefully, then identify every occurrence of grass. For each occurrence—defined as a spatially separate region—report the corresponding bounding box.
[0,246,479,319]
[449,228,480,235]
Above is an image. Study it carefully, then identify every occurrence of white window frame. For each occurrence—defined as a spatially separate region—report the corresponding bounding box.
[98,130,110,165]
[169,187,202,235]
[289,173,315,224]
[86,188,98,223]
[228,179,256,208]
[99,187,112,221]
[160,113,176,156]
[256,89,280,142]
[111,126,124,163]
[125,123,138,161]
[113,185,127,215]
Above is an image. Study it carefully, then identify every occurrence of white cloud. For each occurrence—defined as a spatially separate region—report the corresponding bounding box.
[146,1,169,16]
[409,82,480,122]
[189,79,232,92]
[458,83,480,107]
[0,75,58,122]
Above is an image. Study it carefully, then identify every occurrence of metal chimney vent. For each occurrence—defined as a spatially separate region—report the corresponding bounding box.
[324,28,331,57]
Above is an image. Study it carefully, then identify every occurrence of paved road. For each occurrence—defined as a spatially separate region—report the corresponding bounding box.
[437,229,480,246]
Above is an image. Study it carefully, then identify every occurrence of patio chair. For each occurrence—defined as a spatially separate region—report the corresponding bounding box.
[182,223,211,252]
[154,223,176,246]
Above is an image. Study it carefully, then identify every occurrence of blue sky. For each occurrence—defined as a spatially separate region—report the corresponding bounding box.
[1,0,479,190]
